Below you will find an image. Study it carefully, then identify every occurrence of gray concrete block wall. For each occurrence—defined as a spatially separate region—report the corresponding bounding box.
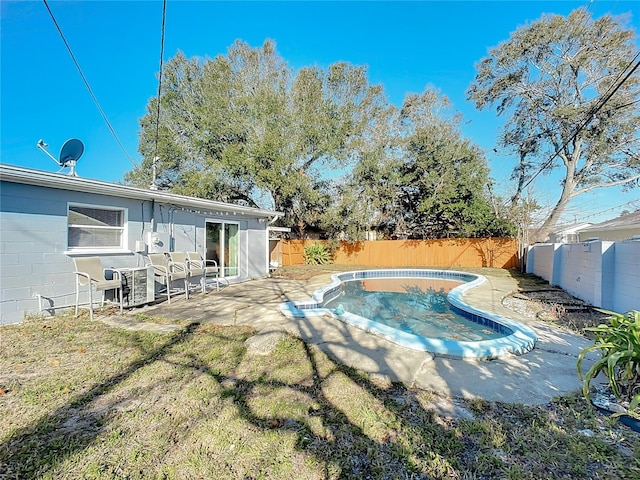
[0,209,74,324]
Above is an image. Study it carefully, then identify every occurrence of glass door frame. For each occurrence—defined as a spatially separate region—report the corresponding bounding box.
[204,220,240,279]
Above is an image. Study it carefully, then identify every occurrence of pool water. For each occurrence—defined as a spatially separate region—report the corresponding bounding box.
[280,269,538,359]
[323,278,502,342]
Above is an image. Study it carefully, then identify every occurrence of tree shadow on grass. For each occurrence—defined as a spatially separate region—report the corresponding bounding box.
[2,316,636,479]
[182,339,465,479]
[181,331,636,479]
[0,322,202,479]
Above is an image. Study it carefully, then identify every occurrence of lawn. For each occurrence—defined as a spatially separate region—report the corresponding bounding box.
[1,270,639,479]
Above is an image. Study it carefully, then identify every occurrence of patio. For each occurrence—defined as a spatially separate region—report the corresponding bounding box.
[109,271,598,405]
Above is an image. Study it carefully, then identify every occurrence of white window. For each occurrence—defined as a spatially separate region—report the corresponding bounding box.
[67,204,126,249]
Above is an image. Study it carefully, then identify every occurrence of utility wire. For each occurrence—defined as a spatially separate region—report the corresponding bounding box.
[571,198,640,222]
[153,0,167,162]
[43,0,136,167]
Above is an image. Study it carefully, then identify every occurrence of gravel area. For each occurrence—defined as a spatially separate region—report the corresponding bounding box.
[501,286,610,339]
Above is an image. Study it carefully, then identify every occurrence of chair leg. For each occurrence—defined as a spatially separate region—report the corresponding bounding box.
[201,275,206,294]
[75,281,80,317]
[166,276,172,304]
[88,286,94,321]
[184,279,189,300]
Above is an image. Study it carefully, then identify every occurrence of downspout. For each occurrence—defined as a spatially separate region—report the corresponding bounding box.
[266,214,281,274]
[150,199,156,233]
[169,206,177,252]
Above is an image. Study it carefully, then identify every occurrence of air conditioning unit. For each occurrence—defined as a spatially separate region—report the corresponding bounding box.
[120,267,155,308]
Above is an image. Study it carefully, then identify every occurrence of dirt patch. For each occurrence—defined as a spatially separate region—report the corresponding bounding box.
[501,274,610,339]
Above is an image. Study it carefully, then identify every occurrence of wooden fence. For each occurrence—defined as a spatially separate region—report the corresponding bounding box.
[275,238,519,269]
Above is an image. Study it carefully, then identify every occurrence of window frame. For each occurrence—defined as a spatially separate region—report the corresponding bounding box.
[66,202,129,254]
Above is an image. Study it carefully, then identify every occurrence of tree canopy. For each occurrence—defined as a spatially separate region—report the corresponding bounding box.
[467,7,640,242]
[127,39,513,240]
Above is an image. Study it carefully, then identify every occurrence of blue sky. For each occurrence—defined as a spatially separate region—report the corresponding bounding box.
[2,0,639,224]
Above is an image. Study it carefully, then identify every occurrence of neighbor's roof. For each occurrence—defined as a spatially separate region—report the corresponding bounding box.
[0,164,282,218]
[579,210,640,232]
[552,222,593,234]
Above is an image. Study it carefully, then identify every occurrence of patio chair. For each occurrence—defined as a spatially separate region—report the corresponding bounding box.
[186,251,220,292]
[167,251,208,295]
[72,256,123,321]
[146,253,190,304]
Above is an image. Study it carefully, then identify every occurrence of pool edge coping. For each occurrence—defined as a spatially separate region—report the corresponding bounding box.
[279,269,538,359]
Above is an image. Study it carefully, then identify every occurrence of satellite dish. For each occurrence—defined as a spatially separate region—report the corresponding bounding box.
[36,138,85,176]
[58,138,84,176]
[59,139,84,166]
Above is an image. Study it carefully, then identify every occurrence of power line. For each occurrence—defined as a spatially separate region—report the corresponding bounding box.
[513,52,640,200]
[43,0,136,167]
[154,0,168,162]
[572,198,640,222]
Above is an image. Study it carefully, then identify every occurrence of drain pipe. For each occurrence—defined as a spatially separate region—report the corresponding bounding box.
[143,199,156,265]
[169,206,177,251]
[150,199,156,234]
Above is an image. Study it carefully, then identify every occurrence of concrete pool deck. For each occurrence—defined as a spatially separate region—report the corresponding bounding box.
[111,272,600,406]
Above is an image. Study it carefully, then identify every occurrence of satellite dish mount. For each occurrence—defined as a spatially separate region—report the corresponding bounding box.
[37,138,85,176]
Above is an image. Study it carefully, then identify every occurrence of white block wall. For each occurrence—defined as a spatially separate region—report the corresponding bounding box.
[528,241,639,314]
[612,242,640,314]
[526,243,557,282]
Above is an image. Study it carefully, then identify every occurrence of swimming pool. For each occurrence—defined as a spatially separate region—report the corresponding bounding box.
[280,269,537,359]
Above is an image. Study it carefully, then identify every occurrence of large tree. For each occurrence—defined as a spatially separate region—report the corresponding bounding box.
[467,8,640,242]
[325,89,514,240]
[396,90,513,239]
[320,101,402,240]
[126,40,389,237]
[128,40,513,240]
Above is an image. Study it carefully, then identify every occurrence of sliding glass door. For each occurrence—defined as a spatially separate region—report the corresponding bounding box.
[205,221,239,278]
[224,223,239,276]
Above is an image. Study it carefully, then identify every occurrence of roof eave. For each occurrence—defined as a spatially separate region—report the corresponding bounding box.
[0,164,282,218]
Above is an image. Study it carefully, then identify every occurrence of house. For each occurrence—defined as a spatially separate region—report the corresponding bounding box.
[548,222,593,243]
[577,210,640,242]
[0,164,281,325]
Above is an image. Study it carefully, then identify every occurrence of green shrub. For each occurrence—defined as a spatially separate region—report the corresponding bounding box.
[303,242,332,265]
[577,309,640,417]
